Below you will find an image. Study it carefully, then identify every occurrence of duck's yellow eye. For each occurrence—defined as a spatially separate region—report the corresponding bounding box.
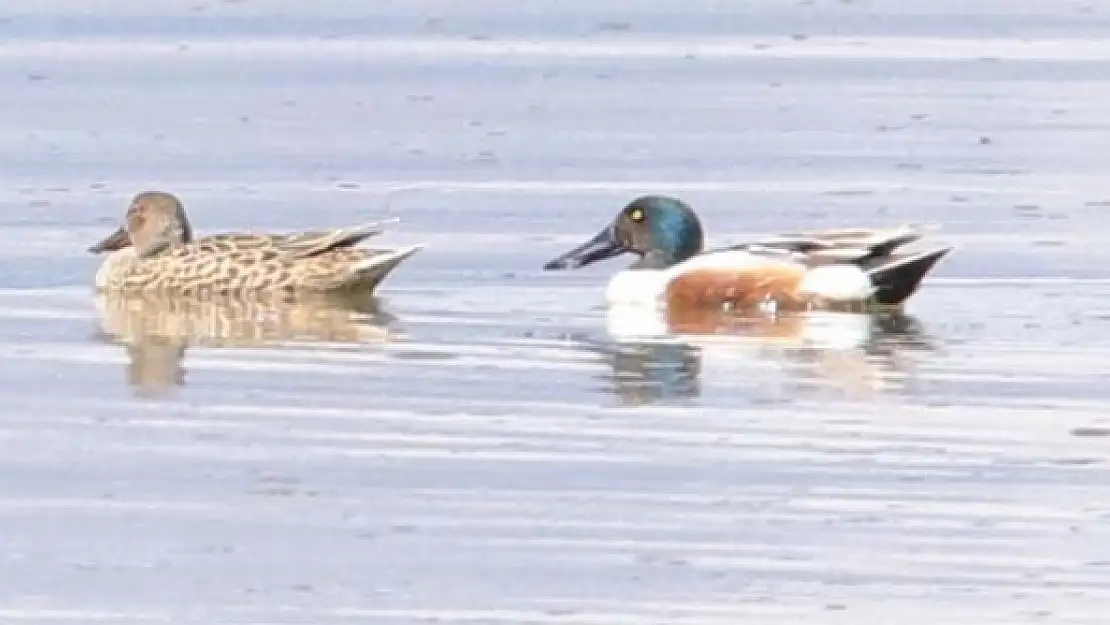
[629,208,645,223]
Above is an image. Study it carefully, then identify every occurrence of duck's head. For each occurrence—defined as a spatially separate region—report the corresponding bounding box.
[89,191,194,258]
[543,195,705,271]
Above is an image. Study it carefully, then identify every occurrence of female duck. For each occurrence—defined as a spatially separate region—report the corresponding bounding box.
[90,191,423,296]
[543,195,951,312]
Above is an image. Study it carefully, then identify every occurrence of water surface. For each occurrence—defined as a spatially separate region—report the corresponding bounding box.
[1,2,1109,623]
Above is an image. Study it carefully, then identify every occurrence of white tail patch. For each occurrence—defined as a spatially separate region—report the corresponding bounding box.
[796,264,874,302]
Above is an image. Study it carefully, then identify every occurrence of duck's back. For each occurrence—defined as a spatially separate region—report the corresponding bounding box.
[101,232,383,295]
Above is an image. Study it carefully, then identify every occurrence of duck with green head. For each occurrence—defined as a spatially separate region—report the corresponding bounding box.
[543,194,952,312]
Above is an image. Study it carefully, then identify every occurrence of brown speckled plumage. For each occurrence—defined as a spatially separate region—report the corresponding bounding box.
[90,191,423,296]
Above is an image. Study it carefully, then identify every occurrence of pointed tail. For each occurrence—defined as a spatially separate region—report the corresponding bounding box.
[346,244,424,292]
[865,246,952,306]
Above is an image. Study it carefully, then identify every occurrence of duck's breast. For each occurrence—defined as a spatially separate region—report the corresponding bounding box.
[605,269,670,307]
[95,248,139,290]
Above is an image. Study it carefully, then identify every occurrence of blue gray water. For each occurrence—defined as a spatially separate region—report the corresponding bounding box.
[1,2,1109,623]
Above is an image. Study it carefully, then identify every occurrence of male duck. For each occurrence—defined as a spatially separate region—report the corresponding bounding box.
[89,191,424,296]
[543,195,951,313]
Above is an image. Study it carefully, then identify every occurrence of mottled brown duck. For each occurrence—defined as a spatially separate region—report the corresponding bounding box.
[90,191,423,296]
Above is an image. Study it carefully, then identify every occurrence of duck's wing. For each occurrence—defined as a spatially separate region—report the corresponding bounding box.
[703,224,951,306]
[795,224,951,306]
[275,219,400,259]
[737,224,941,264]
[697,235,877,266]
[170,219,399,259]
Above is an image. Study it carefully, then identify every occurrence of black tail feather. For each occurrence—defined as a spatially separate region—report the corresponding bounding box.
[865,246,952,306]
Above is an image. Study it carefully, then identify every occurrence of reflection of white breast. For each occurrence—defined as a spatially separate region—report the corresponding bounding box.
[606,303,671,340]
[606,304,873,351]
[95,248,138,290]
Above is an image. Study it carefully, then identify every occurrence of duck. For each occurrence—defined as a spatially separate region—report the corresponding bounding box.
[542,195,951,314]
[88,191,424,296]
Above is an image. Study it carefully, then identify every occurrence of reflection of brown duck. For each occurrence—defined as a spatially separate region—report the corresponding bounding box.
[602,307,936,404]
[121,338,188,397]
[93,292,399,397]
[665,304,827,341]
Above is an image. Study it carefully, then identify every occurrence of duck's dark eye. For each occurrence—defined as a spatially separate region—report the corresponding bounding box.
[628,207,645,223]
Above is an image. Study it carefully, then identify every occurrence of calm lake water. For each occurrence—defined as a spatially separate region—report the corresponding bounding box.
[1,1,1110,623]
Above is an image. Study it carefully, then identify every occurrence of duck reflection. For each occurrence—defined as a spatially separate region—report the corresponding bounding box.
[91,292,400,397]
[606,341,703,405]
[599,305,937,405]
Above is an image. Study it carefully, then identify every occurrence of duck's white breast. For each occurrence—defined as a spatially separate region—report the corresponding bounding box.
[605,270,669,306]
[95,248,138,290]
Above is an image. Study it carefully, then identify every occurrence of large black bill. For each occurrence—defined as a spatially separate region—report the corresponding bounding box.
[542,225,627,270]
[88,225,131,254]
